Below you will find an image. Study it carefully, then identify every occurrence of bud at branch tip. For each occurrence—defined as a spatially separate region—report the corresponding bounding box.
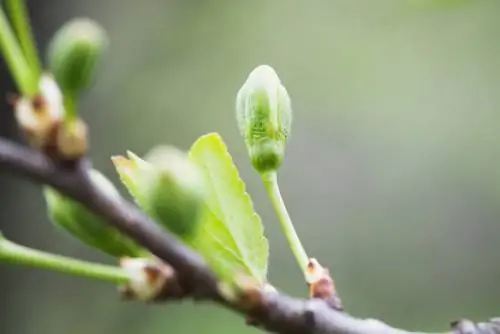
[47,17,107,121]
[236,64,292,174]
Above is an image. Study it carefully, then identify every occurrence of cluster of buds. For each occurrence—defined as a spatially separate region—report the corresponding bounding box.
[13,73,88,159]
[12,18,107,161]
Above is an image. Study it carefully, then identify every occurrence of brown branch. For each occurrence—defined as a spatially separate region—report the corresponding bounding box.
[0,137,497,334]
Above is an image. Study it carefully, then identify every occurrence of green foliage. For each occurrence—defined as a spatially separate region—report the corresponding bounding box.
[44,170,143,257]
[187,132,269,284]
[47,18,107,95]
[112,147,206,239]
[0,6,37,96]
[47,18,107,120]
[0,0,307,296]
[6,0,41,77]
[113,132,269,284]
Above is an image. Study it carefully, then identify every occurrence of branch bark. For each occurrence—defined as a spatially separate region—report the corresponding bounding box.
[0,137,497,334]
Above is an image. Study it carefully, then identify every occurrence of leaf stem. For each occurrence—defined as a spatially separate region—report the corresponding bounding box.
[0,5,36,96]
[5,0,41,78]
[0,233,130,284]
[262,172,308,275]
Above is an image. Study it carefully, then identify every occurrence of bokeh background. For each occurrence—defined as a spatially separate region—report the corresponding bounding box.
[1,0,500,333]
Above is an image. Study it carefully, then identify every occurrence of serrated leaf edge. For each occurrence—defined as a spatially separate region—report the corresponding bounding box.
[189,132,269,282]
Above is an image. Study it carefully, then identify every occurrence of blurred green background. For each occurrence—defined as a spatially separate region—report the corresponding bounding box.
[1,0,500,333]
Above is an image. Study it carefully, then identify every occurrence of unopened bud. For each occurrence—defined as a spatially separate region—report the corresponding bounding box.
[119,257,179,301]
[44,169,143,257]
[306,258,343,311]
[236,65,292,173]
[14,74,64,149]
[47,18,107,95]
[112,147,206,238]
[55,117,88,159]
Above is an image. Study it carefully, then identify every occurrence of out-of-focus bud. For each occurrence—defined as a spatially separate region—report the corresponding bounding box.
[306,258,343,311]
[236,65,292,173]
[119,257,182,301]
[47,18,107,95]
[44,169,143,257]
[55,117,88,159]
[111,146,206,239]
[14,74,64,149]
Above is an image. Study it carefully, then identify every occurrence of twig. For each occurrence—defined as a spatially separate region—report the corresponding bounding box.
[0,234,130,284]
[0,137,497,334]
[0,137,219,297]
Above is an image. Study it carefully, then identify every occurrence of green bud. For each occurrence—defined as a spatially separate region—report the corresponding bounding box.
[236,65,292,173]
[47,18,107,95]
[111,147,206,238]
[44,170,143,257]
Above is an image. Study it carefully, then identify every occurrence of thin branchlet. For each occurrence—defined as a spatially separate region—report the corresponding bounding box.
[0,137,497,334]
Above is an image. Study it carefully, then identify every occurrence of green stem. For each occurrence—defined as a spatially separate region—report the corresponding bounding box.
[0,235,130,284]
[0,5,36,96]
[5,0,41,78]
[63,93,78,124]
[262,172,309,275]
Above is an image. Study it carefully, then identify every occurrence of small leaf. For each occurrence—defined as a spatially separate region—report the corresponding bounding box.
[111,152,150,205]
[188,132,269,284]
[44,169,144,257]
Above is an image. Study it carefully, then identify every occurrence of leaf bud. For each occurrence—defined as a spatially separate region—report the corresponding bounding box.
[14,74,64,149]
[111,146,206,238]
[47,18,107,95]
[119,257,177,301]
[55,117,88,159]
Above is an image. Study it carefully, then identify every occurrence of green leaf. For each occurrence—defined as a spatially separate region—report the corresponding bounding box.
[188,132,269,284]
[43,170,144,258]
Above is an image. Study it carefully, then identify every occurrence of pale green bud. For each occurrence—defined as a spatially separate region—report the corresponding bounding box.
[47,18,107,95]
[236,65,292,173]
[111,146,206,238]
[44,170,143,257]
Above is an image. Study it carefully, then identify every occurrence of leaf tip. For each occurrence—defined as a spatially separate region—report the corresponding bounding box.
[111,154,127,165]
[125,150,139,160]
[126,150,152,170]
[111,155,134,173]
[191,132,224,149]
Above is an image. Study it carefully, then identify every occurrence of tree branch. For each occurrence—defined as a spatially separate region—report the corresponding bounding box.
[0,137,497,334]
